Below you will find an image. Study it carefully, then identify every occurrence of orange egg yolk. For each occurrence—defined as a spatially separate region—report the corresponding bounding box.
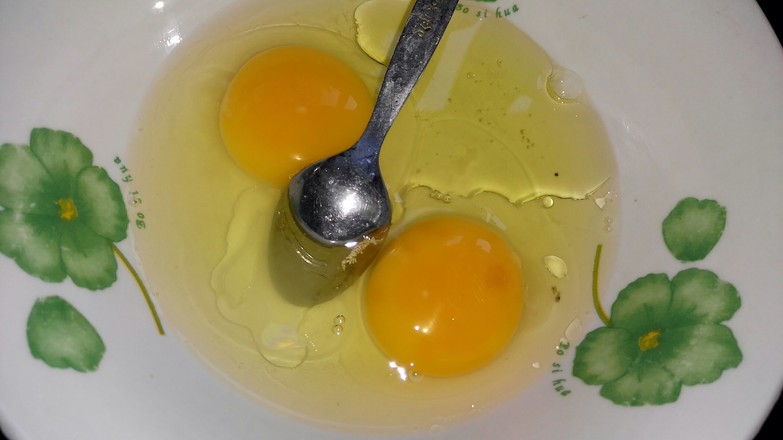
[219,46,373,187]
[364,216,525,377]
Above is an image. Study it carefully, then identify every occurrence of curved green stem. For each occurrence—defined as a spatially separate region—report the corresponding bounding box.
[112,244,165,335]
[592,243,612,326]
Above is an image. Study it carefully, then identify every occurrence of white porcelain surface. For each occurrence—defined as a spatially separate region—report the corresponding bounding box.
[1,0,781,438]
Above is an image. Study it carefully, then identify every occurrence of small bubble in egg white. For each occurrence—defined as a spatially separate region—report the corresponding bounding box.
[532,361,540,369]
[594,190,618,209]
[544,255,568,278]
[546,67,584,102]
[428,190,452,204]
[260,323,306,368]
[541,196,554,208]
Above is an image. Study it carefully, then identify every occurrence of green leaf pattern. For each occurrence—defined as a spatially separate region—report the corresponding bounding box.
[26,296,106,372]
[662,198,726,262]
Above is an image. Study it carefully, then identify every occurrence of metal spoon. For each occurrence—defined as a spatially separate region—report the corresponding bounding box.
[268,0,459,306]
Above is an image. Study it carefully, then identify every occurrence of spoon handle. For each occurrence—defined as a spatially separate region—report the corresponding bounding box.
[354,0,459,160]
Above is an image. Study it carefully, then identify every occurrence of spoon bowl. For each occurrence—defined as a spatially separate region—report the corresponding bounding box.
[268,0,459,305]
[288,142,391,245]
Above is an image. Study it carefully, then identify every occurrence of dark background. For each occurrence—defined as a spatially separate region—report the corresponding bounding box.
[751,2,781,438]
[0,2,780,440]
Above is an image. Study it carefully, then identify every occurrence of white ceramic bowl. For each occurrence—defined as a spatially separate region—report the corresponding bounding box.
[1,1,782,438]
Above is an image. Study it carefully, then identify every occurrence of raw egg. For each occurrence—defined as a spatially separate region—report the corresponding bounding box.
[219,45,373,187]
[365,216,524,377]
[128,0,620,433]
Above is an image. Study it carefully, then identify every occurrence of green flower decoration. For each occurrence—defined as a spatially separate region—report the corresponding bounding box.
[2,127,164,374]
[573,269,742,406]
[0,128,128,290]
[576,198,740,406]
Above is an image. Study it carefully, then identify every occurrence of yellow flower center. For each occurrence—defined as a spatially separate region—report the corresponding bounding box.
[638,330,662,351]
[57,198,78,221]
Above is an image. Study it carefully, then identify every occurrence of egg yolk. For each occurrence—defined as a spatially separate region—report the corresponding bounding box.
[364,216,524,377]
[219,46,373,187]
